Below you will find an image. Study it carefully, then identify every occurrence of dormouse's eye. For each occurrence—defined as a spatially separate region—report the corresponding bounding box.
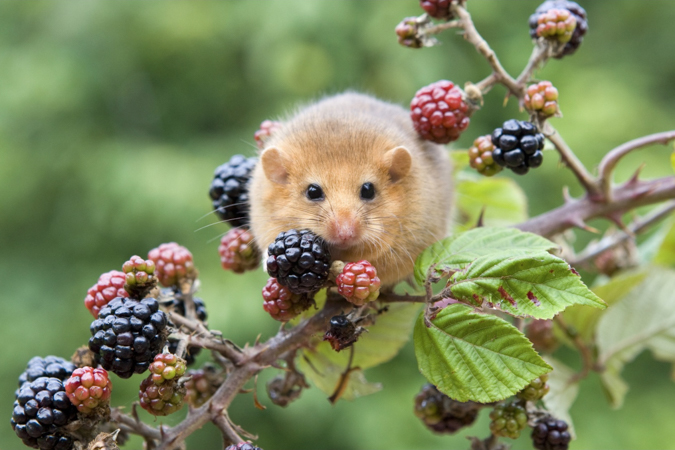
[306,183,325,201]
[360,182,375,200]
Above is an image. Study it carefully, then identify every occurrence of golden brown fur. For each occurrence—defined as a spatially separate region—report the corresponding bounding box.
[249,92,453,286]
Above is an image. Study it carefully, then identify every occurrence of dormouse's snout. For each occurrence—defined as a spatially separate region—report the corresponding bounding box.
[326,213,361,249]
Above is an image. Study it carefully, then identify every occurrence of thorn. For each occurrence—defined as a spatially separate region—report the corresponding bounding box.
[605,211,633,236]
[476,207,486,228]
[502,92,510,107]
[562,186,574,204]
[568,217,599,233]
[624,163,645,187]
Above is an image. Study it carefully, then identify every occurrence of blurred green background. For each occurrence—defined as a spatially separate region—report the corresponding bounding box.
[2,1,675,449]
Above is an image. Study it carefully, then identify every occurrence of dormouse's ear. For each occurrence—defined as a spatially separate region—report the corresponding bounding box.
[261,147,289,185]
[384,146,412,182]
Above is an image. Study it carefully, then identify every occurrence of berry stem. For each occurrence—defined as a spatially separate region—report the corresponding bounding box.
[543,123,600,196]
[553,316,596,383]
[213,412,246,447]
[597,130,675,201]
[424,18,463,35]
[451,3,521,96]
[516,43,550,85]
[569,201,675,266]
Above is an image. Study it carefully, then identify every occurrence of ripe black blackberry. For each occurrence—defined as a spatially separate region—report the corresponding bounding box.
[414,384,482,434]
[88,297,168,379]
[12,377,78,450]
[531,416,571,450]
[529,0,587,58]
[18,357,76,388]
[266,229,331,294]
[166,290,208,322]
[209,154,258,228]
[491,120,545,175]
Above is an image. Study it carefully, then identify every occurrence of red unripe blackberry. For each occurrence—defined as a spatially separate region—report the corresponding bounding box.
[420,0,454,20]
[225,443,263,450]
[18,356,76,388]
[88,297,168,379]
[254,120,282,150]
[139,375,185,416]
[323,314,363,352]
[184,366,223,408]
[64,367,112,415]
[122,255,157,298]
[219,228,261,274]
[147,242,196,288]
[396,17,423,49]
[411,80,471,144]
[489,401,528,439]
[149,353,187,385]
[414,384,482,434]
[468,135,503,177]
[12,377,78,450]
[209,154,258,229]
[266,229,331,294]
[529,1,587,58]
[525,81,559,116]
[336,260,381,306]
[491,120,545,175]
[526,319,559,354]
[531,416,571,450]
[84,271,128,318]
[262,278,312,322]
[517,373,550,401]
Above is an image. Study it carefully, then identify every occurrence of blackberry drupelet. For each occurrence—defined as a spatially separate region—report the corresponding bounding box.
[18,357,76,388]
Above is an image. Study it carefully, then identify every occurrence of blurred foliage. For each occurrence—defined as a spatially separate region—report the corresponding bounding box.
[1,1,675,449]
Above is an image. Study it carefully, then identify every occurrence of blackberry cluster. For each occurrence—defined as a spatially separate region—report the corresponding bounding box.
[138,375,185,417]
[64,367,112,415]
[517,373,550,402]
[489,401,528,439]
[84,271,128,318]
[529,1,587,58]
[147,242,196,288]
[395,17,423,49]
[266,373,306,407]
[323,314,363,352]
[149,353,187,385]
[531,417,571,450]
[209,155,258,229]
[266,229,331,294]
[122,255,157,298]
[526,319,559,354]
[88,297,168,379]
[414,384,482,434]
[262,277,312,322]
[468,135,503,177]
[19,357,76,388]
[336,260,381,306]
[185,366,223,408]
[254,120,282,150]
[12,377,78,450]
[410,80,471,144]
[420,0,453,20]
[225,444,263,450]
[219,228,261,274]
[491,120,545,175]
[525,81,559,117]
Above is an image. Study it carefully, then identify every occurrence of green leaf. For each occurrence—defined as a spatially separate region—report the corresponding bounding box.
[596,267,675,408]
[542,357,579,439]
[414,227,557,285]
[448,251,606,320]
[298,302,420,400]
[454,173,528,232]
[652,219,675,267]
[413,304,551,403]
[562,270,647,343]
